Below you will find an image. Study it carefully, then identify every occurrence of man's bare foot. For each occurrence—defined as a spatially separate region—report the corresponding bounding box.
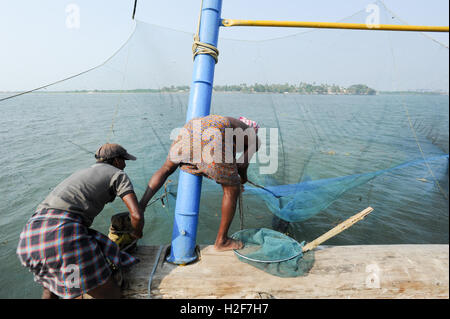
[214,238,244,251]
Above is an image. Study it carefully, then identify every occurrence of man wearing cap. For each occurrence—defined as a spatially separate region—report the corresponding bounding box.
[140,115,260,251]
[16,143,143,299]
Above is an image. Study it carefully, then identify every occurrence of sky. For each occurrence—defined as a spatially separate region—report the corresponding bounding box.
[0,0,448,91]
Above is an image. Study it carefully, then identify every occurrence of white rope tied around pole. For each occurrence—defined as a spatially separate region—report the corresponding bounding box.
[192,36,219,63]
[192,0,219,64]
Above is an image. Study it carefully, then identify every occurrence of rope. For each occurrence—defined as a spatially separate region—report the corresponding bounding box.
[146,180,173,208]
[385,25,449,201]
[67,140,95,155]
[192,37,219,63]
[238,186,244,230]
[247,179,281,198]
[377,0,449,49]
[147,245,164,299]
[107,37,133,143]
[121,239,138,252]
[192,0,219,64]
[132,0,138,20]
[0,20,138,103]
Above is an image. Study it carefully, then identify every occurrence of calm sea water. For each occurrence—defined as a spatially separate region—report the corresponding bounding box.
[0,92,448,298]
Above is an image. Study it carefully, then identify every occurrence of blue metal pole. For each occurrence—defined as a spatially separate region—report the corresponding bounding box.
[167,0,223,264]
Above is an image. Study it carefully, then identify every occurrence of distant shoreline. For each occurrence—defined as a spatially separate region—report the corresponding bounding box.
[1,90,447,96]
[1,82,448,96]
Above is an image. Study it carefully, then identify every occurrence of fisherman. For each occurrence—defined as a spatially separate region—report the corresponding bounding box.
[139,115,260,251]
[16,143,143,299]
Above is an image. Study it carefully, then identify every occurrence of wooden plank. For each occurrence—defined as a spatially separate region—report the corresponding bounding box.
[122,244,449,299]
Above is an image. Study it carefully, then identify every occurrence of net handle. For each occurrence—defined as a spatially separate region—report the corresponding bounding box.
[302,207,374,252]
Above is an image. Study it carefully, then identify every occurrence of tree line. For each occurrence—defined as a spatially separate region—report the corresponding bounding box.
[211,83,376,95]
[155,83,377,95]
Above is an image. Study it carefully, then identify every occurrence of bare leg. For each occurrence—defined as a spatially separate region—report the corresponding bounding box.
[84,277,121,299]
[42,287,58,299]
[214,184,244,251]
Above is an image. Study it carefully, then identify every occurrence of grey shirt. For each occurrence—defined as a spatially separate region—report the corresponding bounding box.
[37,163,134,226]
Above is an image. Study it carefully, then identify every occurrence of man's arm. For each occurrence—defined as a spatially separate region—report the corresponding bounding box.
[139,158,179,210]
[122,192,144,239]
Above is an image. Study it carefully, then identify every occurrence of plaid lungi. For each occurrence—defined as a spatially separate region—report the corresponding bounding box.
[16,208,139,299]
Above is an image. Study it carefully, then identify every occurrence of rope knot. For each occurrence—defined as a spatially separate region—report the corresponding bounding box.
[192,34,219,64]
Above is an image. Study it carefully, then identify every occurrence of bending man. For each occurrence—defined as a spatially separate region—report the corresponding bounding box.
[140,115,260,251]
[17,143,143,299]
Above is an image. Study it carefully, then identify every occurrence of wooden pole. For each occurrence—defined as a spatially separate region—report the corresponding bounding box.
[302,207,374,252]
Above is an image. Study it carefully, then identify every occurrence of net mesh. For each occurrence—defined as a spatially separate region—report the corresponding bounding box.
[1,1,448,281]
[232,228,314,277]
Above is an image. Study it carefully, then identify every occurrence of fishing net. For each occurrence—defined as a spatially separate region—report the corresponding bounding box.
[231,228,314,277]
[1,0,449,291]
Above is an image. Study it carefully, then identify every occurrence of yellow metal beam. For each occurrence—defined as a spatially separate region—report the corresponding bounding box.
[221,19,449,32]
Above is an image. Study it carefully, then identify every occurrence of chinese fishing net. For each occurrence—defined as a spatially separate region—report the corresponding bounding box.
[1,0,448,286]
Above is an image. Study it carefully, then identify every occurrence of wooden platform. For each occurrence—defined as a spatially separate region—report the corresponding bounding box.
[122,244,449,299]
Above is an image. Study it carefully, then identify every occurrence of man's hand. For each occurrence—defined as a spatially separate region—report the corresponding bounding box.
[122,193,144,240]
[130,229,143,239]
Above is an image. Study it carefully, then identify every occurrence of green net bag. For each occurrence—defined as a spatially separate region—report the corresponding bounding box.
[232,228,315,277]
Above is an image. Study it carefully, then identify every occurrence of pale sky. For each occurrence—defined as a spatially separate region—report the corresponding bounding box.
[0,0,448,92]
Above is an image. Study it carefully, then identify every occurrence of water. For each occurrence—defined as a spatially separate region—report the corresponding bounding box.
[0,92,448,298]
